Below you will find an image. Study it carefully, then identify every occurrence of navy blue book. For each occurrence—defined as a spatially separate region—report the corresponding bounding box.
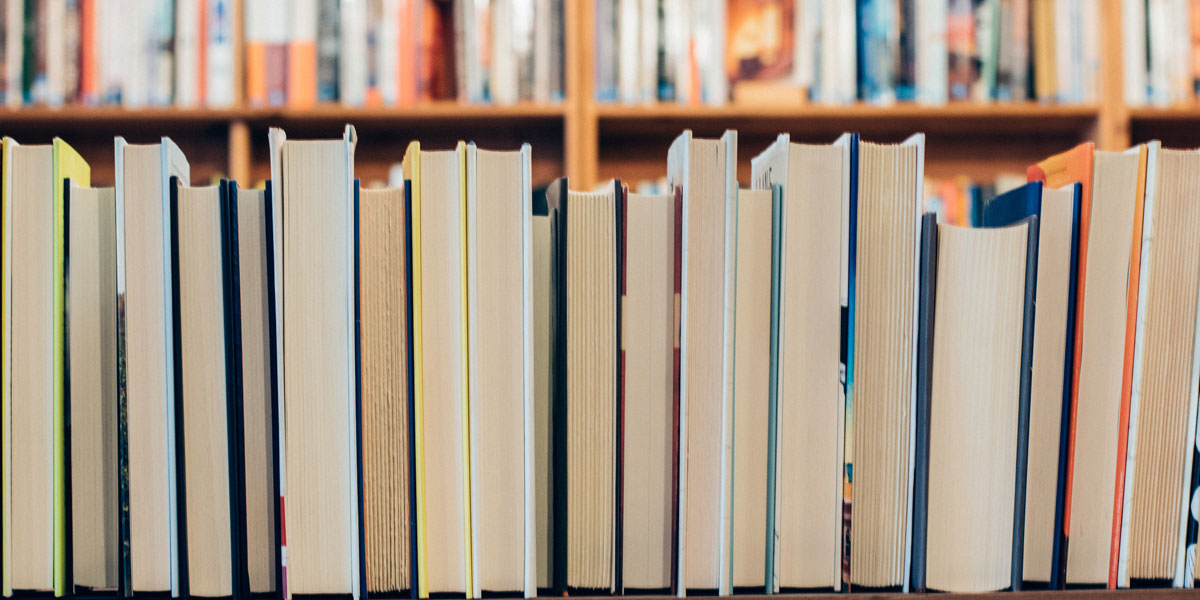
[983,181,1083,590]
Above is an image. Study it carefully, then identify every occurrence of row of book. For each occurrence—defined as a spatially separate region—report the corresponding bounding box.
[601,0,1101,106]
[1124,0,1200,106]
[2,127,1200,600]
[0,0,566,108]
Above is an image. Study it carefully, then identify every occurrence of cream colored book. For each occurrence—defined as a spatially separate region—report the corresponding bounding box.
[115,136,188,595]
[466,144,534,597]
[66,184,119,592]
[266,126,360,598]
[750,135,848,591]
[667,129,737,595]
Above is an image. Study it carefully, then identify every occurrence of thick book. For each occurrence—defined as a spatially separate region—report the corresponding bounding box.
[169,179,249,600]
[232,185,280,598]
[357,183,414,598]
[750,135,848,592]
[65,182,120,596]
[620,189,678,594]
[465,144,536,597]
[841,133,925,592]
[982,181,1082,588]
[401,141,472,598]
[666,130,737,595]
[914,214,1039,593]
[267,126,362,598]
[1120,147,1200,587]
[547,177,623,594]
[729,187,773,592]
[2,138,89,597]
[115,136,189,597]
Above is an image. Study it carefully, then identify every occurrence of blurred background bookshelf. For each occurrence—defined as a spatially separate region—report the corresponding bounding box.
[1,0,1196,190]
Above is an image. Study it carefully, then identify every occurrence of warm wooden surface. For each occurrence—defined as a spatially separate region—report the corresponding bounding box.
[556,591,1200,600]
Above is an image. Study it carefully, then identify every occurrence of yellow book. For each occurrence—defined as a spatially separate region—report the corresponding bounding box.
[1,136,13,598]
[52,139,90,597]
[403,141,473,599]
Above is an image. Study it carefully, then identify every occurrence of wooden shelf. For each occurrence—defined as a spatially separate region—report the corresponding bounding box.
[563,591,1199,600]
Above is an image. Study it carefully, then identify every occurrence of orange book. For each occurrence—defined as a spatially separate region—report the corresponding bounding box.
[246,42,268,105]
[198,0,207,105]
[1108,144,1149,588]
[79,0,96,102]
[398,0,416,105]
[1027,141,1095,582]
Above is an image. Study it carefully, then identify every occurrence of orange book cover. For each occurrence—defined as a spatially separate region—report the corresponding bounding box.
[1027,141,1095,582]
[288,42,317,107]
[198,0,207,105]
[399,0,416,105]
[79,0,96,102]
[246,42,268,105]
[1108,144,1148,588]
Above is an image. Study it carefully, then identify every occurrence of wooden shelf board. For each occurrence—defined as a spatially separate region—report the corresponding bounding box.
[595,101,1100,120]
[558,591,1196,600]
[0,102,566,125]
[1129,105,1200,120]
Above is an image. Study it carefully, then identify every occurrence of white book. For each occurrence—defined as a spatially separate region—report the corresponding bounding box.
[3,0,21,105]
[115,136,190,596]
[466,144,535,598]
[175,0,200,106]
[206,0,236,106]
[618,0,640,103]
[1122,0,1147,106]
[267,126,360,599]
[668,130,737,595]
[378,0,400,105]
[339,0,368,106]
[916,0,949,105]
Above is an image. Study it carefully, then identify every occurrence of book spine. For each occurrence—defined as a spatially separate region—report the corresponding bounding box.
[1012,215,1040,591]
[670,183,682,596]
[615,181,627,593]
[205,0,235,107]
[840,135,859,589]
[313,0,337,102]
[910,212,938,593]
[287,0,316,106]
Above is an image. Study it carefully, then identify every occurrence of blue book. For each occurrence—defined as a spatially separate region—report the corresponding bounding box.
[983,181,1083,590]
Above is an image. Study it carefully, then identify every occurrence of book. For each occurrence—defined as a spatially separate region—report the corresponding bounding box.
[750,135,847,592]
[358,184,414,596]
[917,214,1038,593]
[1121,147,1200,587]
[619,189,677,594]
[401,141,472,598]
[859,0,898,104]
[842,133,925,591]
[1027,141,1095,586]
[724,0,801,103]
[115,136,188,596]
[233,186,279,596]
[667,129,736,595]
[170,180,246,599]
[65,182,119,594]
[267,126,361,597]
[982,181,1082,588]
[729,187,772,591]
[466,144,535,597]
[2,137,89,597]
[547,177,623,593]
[532,193,552,592]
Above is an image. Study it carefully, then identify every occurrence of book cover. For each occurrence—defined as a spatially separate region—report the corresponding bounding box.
[1027,143,1094,586]
[764,183,782,592]
[909,212,938,594]
[1112,144,1151,588]
[1,136,13,598]
[53,139,90,597]
[858,0,896,103]
[724,1,796,96]
[837,132,858,589]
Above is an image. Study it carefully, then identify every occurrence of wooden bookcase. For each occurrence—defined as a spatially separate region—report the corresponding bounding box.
[0,0,1185,192]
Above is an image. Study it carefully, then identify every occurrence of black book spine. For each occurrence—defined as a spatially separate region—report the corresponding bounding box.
[221,181,251,600]
[167,175,189,600]
[63,180,75,595]
[404,182,419,599]
[547,178,568,594]
[1012,214,1040,591]
[262,180,284,599]
[613,180,625,594]
[910,212,938,593]
[353,180,368,599]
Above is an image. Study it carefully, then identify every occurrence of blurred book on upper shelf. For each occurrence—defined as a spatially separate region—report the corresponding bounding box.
[0,0,565,109]
[595,0,1102,106]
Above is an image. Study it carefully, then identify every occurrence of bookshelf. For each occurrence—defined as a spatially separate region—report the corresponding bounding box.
[5,0,1199,195]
